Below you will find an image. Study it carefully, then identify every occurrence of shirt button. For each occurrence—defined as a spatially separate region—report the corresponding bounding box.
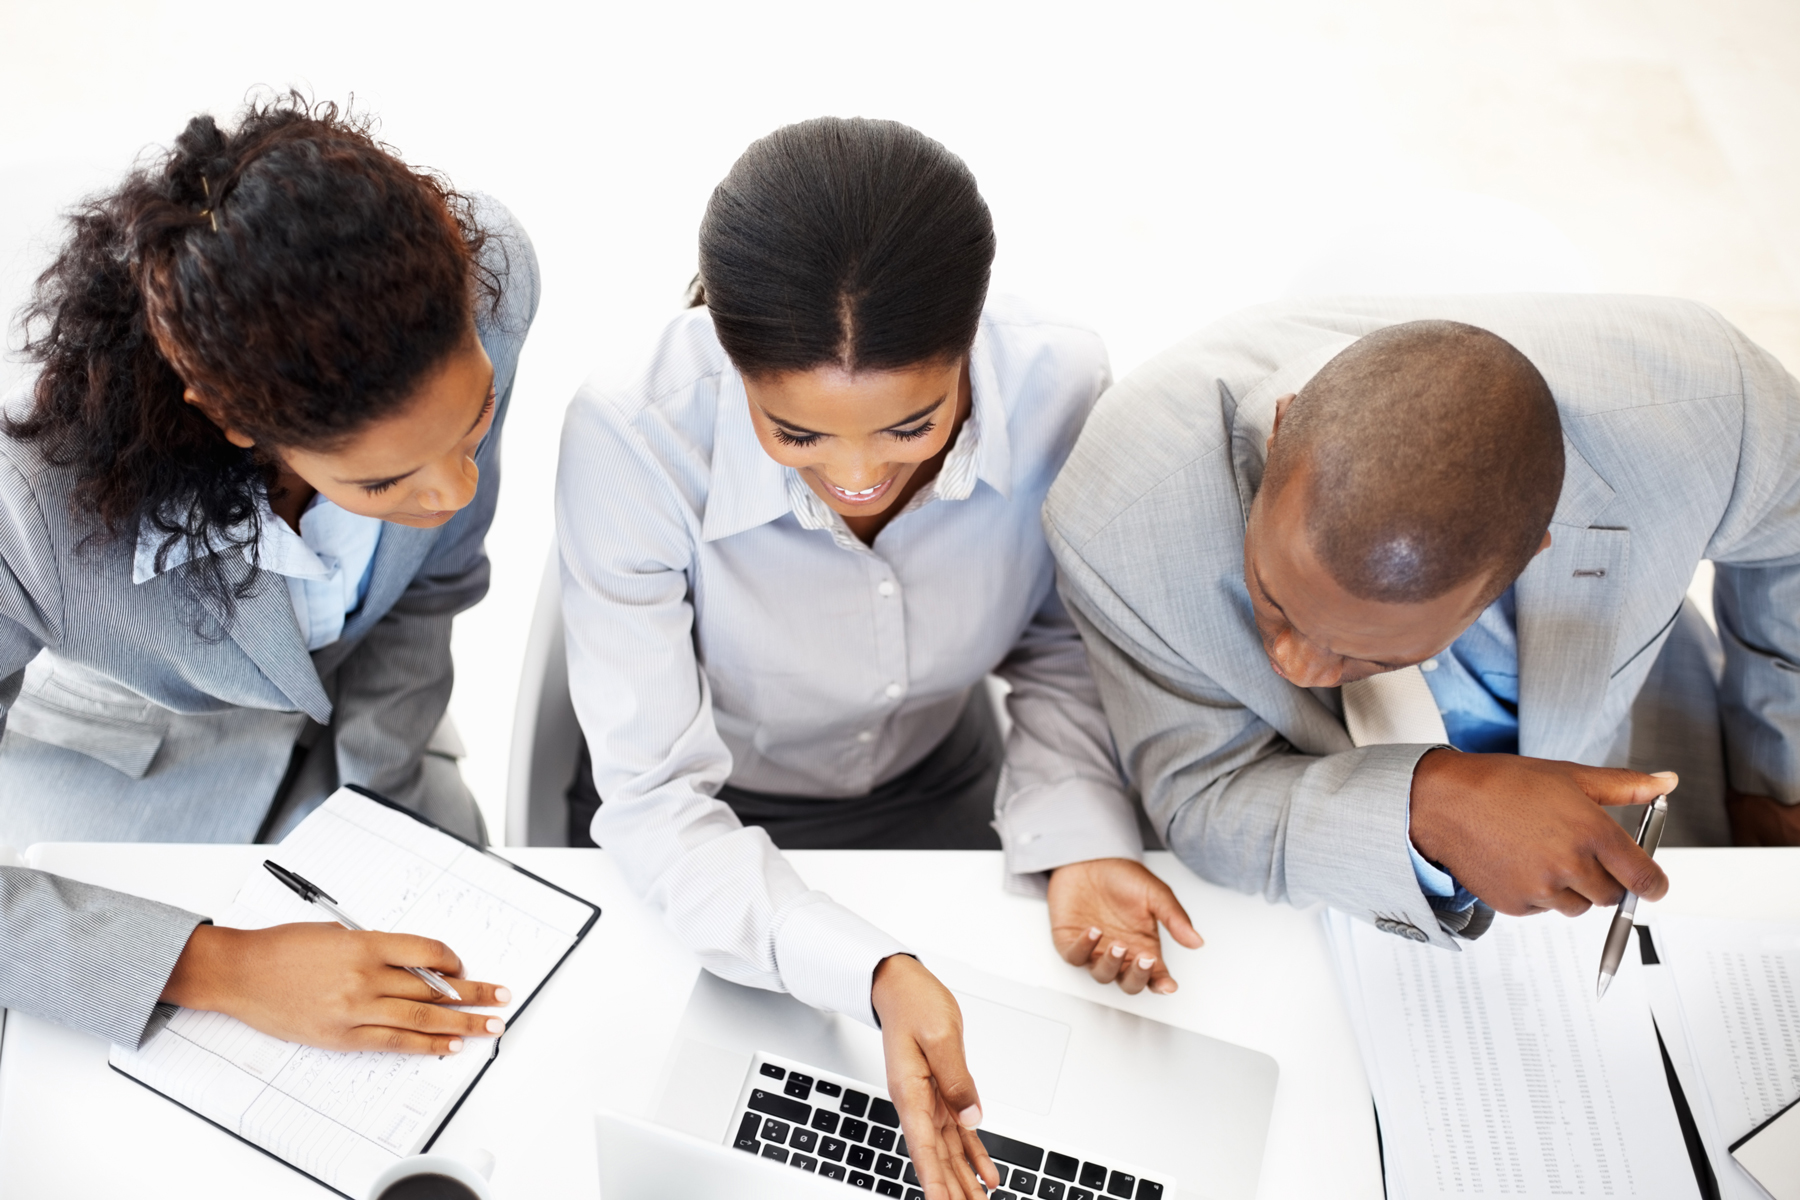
[877,580,896,597]
[857,731,874,744]
[1422,659,1439,672]
[884,682,903,700]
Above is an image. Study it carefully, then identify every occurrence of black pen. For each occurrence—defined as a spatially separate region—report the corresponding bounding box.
[263,860,462,1001]
[1596,795,1669,1000]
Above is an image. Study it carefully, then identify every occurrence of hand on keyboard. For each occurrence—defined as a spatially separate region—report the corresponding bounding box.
[870,954,1001,1200]
[1047,858,1204,996]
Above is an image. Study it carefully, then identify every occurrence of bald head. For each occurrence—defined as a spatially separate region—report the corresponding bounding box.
[1263,320,1564,604]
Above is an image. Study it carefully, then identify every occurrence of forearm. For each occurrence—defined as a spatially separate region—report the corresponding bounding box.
[0,867,207,1047]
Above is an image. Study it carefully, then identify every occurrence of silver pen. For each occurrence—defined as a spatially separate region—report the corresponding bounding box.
[263,860,462,1001]
[1596,795,1670,1000]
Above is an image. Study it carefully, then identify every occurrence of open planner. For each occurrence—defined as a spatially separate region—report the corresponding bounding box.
[108,786,600,1198]
[1326,907,1702,1200]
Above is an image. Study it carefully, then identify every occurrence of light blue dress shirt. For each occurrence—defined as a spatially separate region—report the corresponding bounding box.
[1408,586,1520,908]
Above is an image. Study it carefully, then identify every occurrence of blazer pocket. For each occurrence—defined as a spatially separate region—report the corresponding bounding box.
[8,665,169,778]
[1610,602,1683,680]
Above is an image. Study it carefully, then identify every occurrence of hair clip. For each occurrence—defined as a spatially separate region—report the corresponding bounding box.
[200,176,218,233]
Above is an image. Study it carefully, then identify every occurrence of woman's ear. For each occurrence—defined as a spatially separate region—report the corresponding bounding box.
[183,387,257,449]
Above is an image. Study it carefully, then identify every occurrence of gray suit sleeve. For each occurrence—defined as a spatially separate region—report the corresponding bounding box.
[0,867,206,1047]
[1703,318,1800,803]
[1049,533,1459,949]
[0,445,57,739]
[328,199,541,814]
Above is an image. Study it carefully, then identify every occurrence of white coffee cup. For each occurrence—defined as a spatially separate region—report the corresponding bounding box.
[366,1149,496,1200]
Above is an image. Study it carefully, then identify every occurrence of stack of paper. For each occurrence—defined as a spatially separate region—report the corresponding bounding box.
[1646,915,1800,1200]
[1326,908,1701,1200]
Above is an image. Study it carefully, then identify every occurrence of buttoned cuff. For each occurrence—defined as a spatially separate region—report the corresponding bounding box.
[996,773,1143,898]
[771,893,910,1028]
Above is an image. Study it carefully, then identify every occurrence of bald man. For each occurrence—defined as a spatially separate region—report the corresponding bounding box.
[1044,296,1800,950]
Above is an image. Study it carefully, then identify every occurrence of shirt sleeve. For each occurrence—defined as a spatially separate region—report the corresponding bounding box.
[992,585,1143,895]
[556,386,905,1027]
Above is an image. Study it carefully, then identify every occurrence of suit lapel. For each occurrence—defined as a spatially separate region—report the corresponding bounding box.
[338,523,437,644]
[1517,438,1628,761]
[203,559,334,724]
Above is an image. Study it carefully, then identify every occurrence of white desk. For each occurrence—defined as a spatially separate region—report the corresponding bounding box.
[30,847,1789,1199]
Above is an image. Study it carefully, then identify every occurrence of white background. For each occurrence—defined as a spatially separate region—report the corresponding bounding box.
[2,0,1797,835]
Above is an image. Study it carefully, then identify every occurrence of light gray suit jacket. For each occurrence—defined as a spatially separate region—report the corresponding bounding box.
[1045,295,1800,951]
[0,198,539,1045]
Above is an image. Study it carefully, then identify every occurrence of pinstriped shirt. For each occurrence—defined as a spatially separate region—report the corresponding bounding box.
[556,297,1143,1025]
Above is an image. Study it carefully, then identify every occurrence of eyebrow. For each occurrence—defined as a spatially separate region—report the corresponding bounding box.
[339,372,496,487]
[764,395,948,438]
[1252,561,1410,671]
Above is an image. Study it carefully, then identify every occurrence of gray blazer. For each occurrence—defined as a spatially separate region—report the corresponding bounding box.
[0,198,539,1045]
[1045,295,1800,951]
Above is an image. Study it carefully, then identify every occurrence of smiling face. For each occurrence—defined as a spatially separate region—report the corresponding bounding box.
[743,356,970,524]
[1243,457,1499,689]
[191,335,497,529]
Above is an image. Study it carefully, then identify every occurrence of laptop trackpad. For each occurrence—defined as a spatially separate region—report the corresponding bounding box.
[952,989,1070,1116]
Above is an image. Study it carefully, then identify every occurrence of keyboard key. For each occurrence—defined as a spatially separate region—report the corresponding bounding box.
[877,1181,905,1198]
[735,1139,760,1156]
[820,1162,847,1181]
[1107,1170,1136,1197]
[1045,1153,1079,1182]
[842,1089,870,1118]
[1040,1180,1066,1200]
[792,1154,818,1173]
[849,1144,875,1170]
[850,1170,875,1190]
[821,1137,847,1162]
[816,1080,843,1097]
[734,1112,760,1151]
[903,1163,919,1186]
[812,1110,840,1134]
[1134,1183,1163,1200]
[977,1130,1046,1171]
[761,1118,789,1144]
[759,1062,786,1080]
[906,1191,925,1200]
[1071,1190,1095,1200]
[869,1126,896,1152]
[1012,1169,1039,1191]
[791,1128,818,1153]
[841,1118,870,1143]
[869,1097,901,1128]
[762,1145,789,1164]
[993,1192,1019,1200]
[786,1073,814,1100]
[876,1153,904,1179]
[1079,1163,1108,1189]
[748,1090,811,1124]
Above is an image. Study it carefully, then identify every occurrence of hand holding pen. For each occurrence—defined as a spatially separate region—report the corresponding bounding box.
[1596,794,1670,999]
[158,865,513,1057]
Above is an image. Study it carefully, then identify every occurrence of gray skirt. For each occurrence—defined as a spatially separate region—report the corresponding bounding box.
[569,688,1003,850]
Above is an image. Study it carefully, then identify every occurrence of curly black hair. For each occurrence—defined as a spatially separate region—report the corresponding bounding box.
[7,91,497,624]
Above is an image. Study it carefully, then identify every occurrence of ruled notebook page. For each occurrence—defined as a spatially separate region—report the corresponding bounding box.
[110,788,594,1197]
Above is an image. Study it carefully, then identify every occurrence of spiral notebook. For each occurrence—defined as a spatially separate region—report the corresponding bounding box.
[108,785,600,1198]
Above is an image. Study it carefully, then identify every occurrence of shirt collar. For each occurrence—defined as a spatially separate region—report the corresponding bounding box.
[698,320,1012,545]
[132,495,335,585]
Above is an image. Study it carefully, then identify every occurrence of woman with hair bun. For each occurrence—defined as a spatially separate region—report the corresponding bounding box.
[0,94,538,1055]
[558,117,1201,1200]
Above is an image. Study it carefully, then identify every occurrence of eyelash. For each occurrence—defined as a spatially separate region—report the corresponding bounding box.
[770,420,935,448]
[360,389,496,495]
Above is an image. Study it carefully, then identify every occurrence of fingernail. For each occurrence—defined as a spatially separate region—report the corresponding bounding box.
[1110,943,1126,959]
[494,987,512,1004]
[485,1018,505,1034]
[1087,927,1102,940]
[1137,955,1156,970]
[1653,771,1677,781]
[1155,980,1178,994]
[447,1038,464,1053]
[958,1104,982,1128]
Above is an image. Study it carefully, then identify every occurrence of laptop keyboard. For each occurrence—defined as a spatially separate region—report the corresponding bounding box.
[728,1053,1172,1200]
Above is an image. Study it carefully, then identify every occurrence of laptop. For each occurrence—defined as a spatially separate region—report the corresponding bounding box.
[613,953,1278,1200]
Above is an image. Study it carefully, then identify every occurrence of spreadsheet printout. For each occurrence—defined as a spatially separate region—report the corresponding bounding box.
[1328,908,1699,1200]
[110,788,595,1197]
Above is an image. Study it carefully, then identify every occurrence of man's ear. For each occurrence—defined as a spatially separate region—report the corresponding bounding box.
[1265,392,1298,458]
[183,387,257,450]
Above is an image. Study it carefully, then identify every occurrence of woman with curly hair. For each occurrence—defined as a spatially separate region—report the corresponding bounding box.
[0,94,538,1055]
